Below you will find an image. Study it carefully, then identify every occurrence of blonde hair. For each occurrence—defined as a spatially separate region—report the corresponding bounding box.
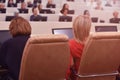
[9,17,31,37]
[73,15,91,43]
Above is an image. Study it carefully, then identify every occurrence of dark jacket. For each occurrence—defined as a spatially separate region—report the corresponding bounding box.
[30,15,41,21]
[0,35,30,80]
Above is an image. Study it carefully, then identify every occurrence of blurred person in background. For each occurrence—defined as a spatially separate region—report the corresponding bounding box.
[7,0,17,7]
[30,7,42,21]
[94,1,103,10]
[109,11,120,23]
[83,10,90,17]
[0,3,5,9]
[60,3,69,13]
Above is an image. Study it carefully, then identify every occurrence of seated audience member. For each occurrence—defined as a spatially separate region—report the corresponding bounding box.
[27,1,33,7]
[83,10,90,17]
[0,3,6,13]
[60,3,69,12]
[0,0,5,3]
[0,3,5,8]
[46,0,56,8]
[7,0,17,7]
[18,2,28,13]
[61,8,69,16]
[60,3,74,14]
[16,0,24,3]
[66,15,91,80]
[21,2,27,9]
[59,9,72,22]
[0,17,31,80]
[105,0,112,7]
[95,1,103,10]
[109,11,120,23]
[60,3,69,14]
[30,7,41,21]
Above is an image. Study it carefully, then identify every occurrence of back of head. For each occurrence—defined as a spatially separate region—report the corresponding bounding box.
[73,15,91,43]
[9,17,31,37]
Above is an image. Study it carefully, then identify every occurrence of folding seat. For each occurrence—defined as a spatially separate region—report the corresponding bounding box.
[77,32,120,80]
[19,34,70,80]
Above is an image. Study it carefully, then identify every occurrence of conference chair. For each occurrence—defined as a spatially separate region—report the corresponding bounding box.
[19,34,70,80]
[77,32,120,80]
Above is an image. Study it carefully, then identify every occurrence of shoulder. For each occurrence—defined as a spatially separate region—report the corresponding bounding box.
[30,15,34,17]
[0,38,12,49]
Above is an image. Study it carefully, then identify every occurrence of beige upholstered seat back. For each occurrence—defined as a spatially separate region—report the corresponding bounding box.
[77,32,120,80]
[19,34,70,80]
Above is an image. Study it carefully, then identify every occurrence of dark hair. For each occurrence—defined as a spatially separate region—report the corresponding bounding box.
[60,3,69,14]
[32,6,37,13]
[84,10,89,15]
[60,8,69,14]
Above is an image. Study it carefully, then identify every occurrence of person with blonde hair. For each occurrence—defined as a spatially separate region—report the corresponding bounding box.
[66,15,91,80]
[0,17,31,80]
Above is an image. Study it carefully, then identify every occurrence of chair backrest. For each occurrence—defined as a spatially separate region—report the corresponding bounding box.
[77,32,120,80]
[19,34,70,80]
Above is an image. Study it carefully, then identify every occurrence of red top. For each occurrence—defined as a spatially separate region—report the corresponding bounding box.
[66,39,84,80]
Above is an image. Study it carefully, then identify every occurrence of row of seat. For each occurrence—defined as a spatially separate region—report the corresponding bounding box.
[0,10,120,23]
[18,32,120,80]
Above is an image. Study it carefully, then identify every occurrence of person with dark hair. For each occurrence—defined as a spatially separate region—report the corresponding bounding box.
[94,1,103,10]
[109,11,120,23]
[0,17,31,80]
[30,7,42,21]
[18,2,28,13]
[60,3,69,14]
[105,1,112,7]
[61,8,69,16]
[83,10,90,16]
[7,0,17,7]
